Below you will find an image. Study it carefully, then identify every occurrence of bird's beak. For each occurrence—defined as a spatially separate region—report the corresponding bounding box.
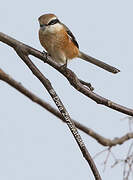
[40,24,47,31]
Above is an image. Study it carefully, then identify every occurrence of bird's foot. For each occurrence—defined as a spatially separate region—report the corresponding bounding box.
[60,62,68,71]
[42,50,50,62]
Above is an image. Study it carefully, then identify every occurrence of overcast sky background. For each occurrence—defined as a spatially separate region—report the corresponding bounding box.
[0,0,133,179]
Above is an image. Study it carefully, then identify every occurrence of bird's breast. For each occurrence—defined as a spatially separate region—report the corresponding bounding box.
[39,29,79,64]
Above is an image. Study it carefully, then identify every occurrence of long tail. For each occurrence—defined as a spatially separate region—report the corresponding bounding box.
[78,51,120,74]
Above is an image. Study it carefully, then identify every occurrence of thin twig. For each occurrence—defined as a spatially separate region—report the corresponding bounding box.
[103,147,111,172]
[123,142,133,180]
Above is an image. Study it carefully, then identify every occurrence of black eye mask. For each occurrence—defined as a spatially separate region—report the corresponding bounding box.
[48,19,60,25]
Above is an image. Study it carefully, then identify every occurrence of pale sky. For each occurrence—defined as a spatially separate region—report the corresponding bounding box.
[0,0,133,179]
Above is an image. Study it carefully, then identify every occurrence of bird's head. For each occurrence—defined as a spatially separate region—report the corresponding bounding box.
[38,13,62,34]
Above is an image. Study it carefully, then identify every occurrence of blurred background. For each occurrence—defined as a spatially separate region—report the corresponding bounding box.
[0,0,133,179]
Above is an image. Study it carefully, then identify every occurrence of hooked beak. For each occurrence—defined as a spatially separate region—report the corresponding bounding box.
[40,24,47,31]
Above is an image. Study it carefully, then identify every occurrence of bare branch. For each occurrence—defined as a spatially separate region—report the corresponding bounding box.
[0,37,102,178]
[17,52,101,179]
[1,31,133,179]
[1,68,133,148]
[0,32,133,116]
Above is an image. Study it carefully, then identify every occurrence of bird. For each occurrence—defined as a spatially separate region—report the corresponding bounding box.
[38,13,120,74]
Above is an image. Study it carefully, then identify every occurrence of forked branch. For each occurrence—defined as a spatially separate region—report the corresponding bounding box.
[0,68,133,147]
[0,33,102,179]
[0,32,133,116]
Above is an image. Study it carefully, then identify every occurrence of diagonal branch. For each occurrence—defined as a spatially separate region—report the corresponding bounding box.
[0,32,133,116]
[13,46,101,179]
[1,68,133,147]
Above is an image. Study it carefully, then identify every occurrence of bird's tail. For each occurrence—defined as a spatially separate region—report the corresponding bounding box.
[78,51,120,74]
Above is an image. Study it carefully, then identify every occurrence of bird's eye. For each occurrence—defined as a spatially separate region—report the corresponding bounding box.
[48,19,59,25]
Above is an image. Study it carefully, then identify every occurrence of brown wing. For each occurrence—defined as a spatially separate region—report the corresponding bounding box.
[62,23,79,49]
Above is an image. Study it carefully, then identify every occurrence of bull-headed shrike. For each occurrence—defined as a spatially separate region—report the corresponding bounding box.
[38,13,120,74]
